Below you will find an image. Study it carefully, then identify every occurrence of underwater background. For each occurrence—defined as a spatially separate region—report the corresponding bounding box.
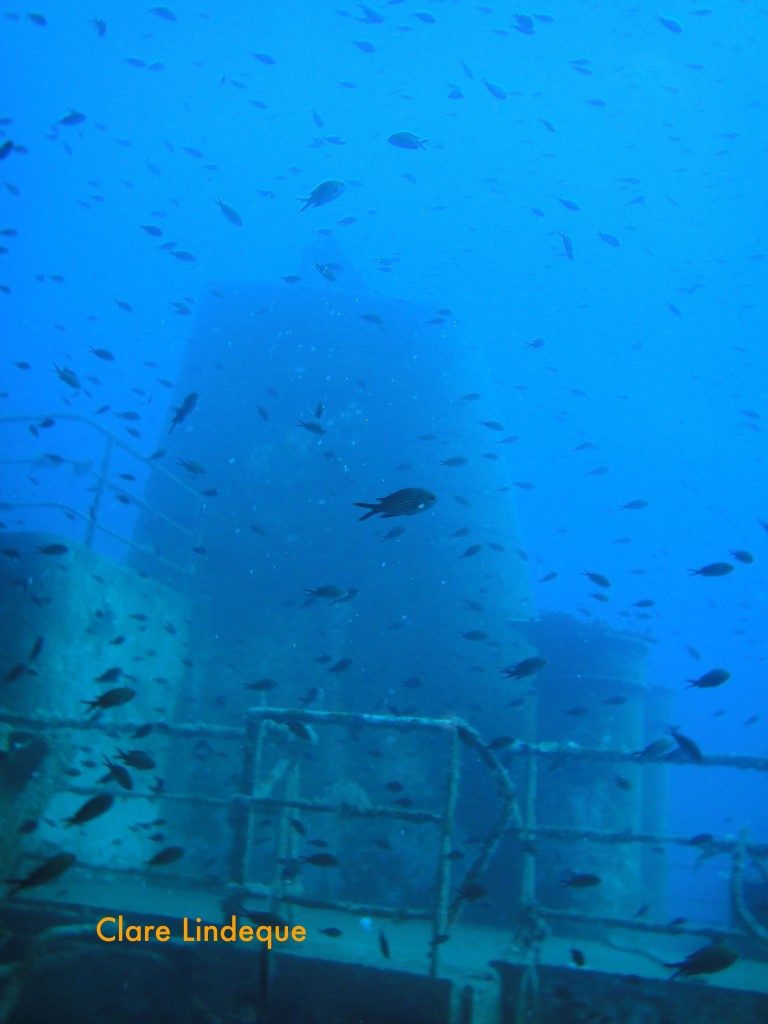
[1,2,767,1022]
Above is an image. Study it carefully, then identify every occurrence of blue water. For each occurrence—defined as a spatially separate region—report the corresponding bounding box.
[2,0,766,948]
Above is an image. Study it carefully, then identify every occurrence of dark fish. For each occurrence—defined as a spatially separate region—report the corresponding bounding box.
[658,15,683,33]
[304,585,355,603]
[100,756,133,791]
[63,793,114,828]
[668,726,702,763]
[501,656,547,679]
[320,927,342,937]
[583,571,610,588]
[440,456,468,467]
[81,686,136,712]
[299,179,345,211]
[634,737,675,762]
[95,666,122,683]
[689,562,734,577]
[59,109,86,126]
[297,420,325,435]
[731,550,754,564]
[570,948,586,966]
[6,852,76,898]
[388,132,426,150]
[37,543,69,556]
[149,6,176,19]
[614,775,633,791]
[116,748,156,770]
[620,498,648,510]
[382,525,406,540]
[286,720,315,742]
[4,663,26,682]
[598,232,621,247]
[560,232,574,260]
[379,930,390,959]
[665,941,738,980]
[687,668,730,689]
[288,818,306,836]
[481,78,507,100]
[460,544,482,558]
[327,658,352,674]
[169,391,198,433]
[487,735,515,751]
[355,488,437,521]
[215,196,243,225]
[147,846,184,866]
[300,853,338,868]
[244,678,278,691]
[561,871,601,889]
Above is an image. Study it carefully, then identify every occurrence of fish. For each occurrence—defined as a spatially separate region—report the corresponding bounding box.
[501,656,547,679]
[620,498,648,510]
[299,853,338,868]
[63,793,114,827]
[147,846,184,866]
[116,748,156,770]
[320,927,342,937]
[481,78,507,100]
[731,550,754,563]
[686,668,730,689]
[561,871,601,889]
[658,15,683,33]
[379,930,391,959]
[570,948,586,967]
[689,562,734,577]
[37,543,69,556]
[6,852,76,898]
[216,197,243,225]
[665,941,738,980]
[583,571,610,588]
[94,666,123,683]
[299,179,345,212]
[304,585,357,603]
[89,347,114,361]
[388,132,426,150]
[634,737,674,762]
[169,392,198,433]
[244,678,278,691]
[100,756,133,791]
[81,686,137,713]
[297,420,325,435]
[460,545,482,559]
[354,488,437,521]
[667,726,702,763]
[560,233,574,260]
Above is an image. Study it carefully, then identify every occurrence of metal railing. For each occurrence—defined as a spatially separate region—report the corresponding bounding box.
[0,412,205,580]
[1,705,766,981]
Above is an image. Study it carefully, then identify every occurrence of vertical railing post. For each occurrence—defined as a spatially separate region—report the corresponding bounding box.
[430,725,461,978]
[521,753,538,905]
[229,714,260,884]
[85,434,113,548]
